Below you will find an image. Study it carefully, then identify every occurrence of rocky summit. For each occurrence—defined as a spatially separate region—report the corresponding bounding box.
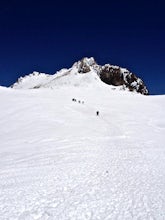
[74,57,148,95]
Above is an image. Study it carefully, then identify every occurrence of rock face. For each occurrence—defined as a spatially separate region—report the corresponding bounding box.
[11,57,149,95]
[76,57,98,74]
[100,65,124,86]
[99,64,148,95]
[74,57,148,95]
[78,59,91,73]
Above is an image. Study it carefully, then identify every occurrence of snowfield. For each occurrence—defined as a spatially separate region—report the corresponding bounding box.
[0,78,165,219]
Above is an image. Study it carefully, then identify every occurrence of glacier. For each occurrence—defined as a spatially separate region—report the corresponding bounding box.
[0,61,165,219]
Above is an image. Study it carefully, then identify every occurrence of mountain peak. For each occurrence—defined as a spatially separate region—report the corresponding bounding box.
[72,57,97,73]
[11,57,149,95]
[81,57,96,66]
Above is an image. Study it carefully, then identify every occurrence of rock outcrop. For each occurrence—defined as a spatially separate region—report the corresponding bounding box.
[99,64,148,95]
[74,57,148,95]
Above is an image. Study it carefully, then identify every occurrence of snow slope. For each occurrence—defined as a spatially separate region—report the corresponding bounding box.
[11,68,101,89]
[0,81,165,219]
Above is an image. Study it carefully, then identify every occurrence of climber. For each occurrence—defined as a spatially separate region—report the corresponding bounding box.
[96,111,99,116]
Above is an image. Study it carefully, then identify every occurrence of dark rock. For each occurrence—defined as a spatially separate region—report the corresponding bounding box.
[99,64,148,95]
[78,58,91,73]
[100,65,124,86]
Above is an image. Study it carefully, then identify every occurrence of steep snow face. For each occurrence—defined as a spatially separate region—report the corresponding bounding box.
[0,85,165,219]
[11,57,149,95]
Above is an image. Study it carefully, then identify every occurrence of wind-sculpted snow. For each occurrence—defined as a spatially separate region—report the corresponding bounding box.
[0,85,164,219]
[11,68,102,89]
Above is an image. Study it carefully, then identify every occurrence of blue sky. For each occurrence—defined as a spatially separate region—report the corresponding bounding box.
[0,0,164,94]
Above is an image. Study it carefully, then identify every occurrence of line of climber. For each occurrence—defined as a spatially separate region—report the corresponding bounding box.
[72,98,99,116]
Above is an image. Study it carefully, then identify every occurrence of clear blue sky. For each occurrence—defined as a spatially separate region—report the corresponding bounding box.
[0,0,164,94]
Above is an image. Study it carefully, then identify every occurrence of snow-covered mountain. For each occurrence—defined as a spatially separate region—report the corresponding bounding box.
[0,59,164,219]
[11,57,148,95]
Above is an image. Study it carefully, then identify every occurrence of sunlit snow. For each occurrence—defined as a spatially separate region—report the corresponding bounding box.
[0,69,165,219]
